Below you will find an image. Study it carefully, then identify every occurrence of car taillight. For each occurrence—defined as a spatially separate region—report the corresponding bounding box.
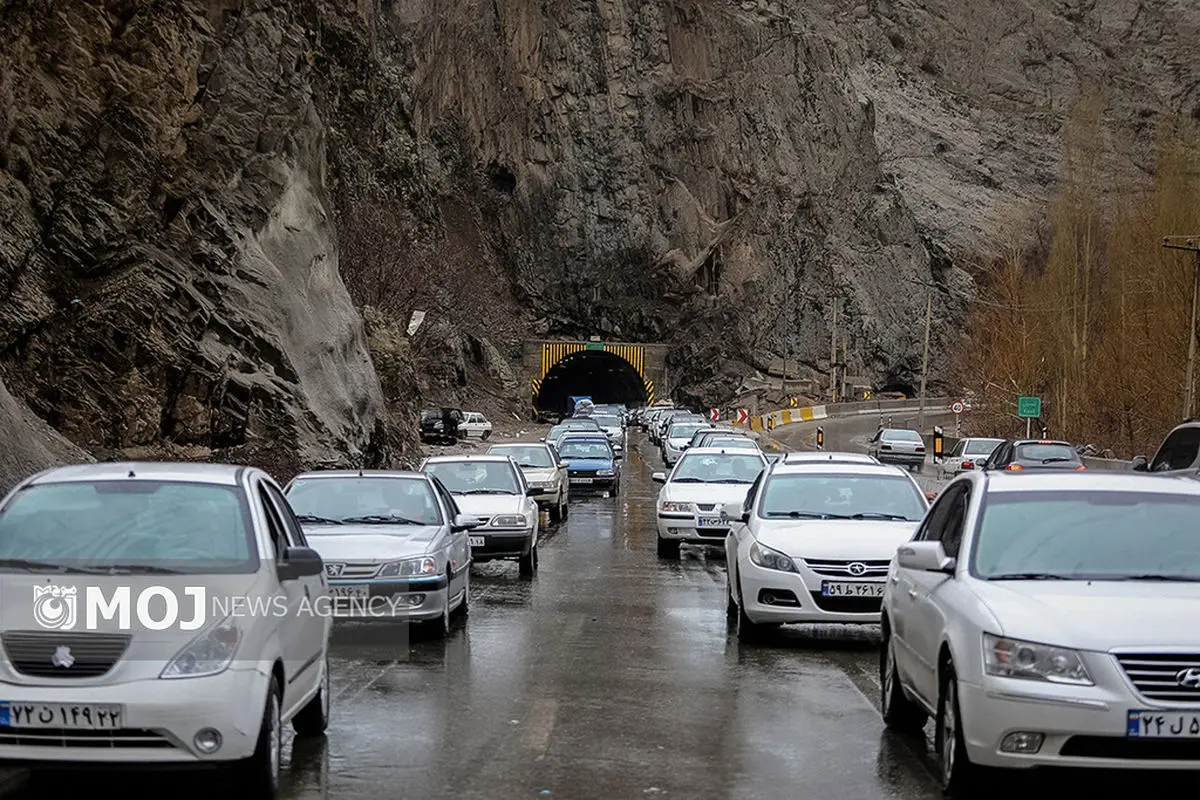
[1076,465,1087,471]
[1005,464,1023,471]
[961,460,974,469]
[916,446,925,452]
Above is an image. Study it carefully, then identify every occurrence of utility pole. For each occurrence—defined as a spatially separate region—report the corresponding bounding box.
[917,293,932,430]
[829,301,838,402]
[1165,236,1200,419]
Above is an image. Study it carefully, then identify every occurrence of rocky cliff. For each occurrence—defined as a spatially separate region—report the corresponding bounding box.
[0,0,1196,476]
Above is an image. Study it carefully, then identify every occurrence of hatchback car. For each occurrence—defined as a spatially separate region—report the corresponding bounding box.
[937,437,1004,479]
[867,428,927,471]
[983,439,1085,471]
[653,448,768,558]
[557,435,621,495]
[284,471,479,635]
[725,459,928,642]
[419,455,543,578]
[0,463,331,795]
[487,443,570,522]
[881,472,1200,795]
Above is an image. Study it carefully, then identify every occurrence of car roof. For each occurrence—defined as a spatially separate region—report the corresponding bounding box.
[1012,439,1073,446]
[25,462,248,487]
[487,442,549,449]
[782,451,878,464]
[982,471,1200,495]
[681,447,767,458]
[769,461,910,477]
[880,428,921,436]
[421,454,515,464]
[290,470,427,480]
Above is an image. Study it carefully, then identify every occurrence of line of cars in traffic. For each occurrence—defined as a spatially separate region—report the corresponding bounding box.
[641,416,1200,794]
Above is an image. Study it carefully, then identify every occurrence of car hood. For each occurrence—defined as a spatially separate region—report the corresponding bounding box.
[565,458,616,471]
[756,520,919,560]
[303,525,443,561]
[666,437,692,449]
[973,581,1200,651]
[452,494,527,516]
[661,483,754,506]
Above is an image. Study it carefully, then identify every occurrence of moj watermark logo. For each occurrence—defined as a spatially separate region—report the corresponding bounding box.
[31,584,408,631]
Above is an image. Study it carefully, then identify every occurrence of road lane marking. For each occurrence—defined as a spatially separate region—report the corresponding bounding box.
[522,697,559,757]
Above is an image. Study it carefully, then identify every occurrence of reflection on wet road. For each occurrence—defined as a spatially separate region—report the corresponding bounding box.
[6,426,1195,798]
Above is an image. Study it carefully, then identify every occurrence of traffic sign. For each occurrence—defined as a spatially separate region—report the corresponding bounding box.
[708,408,719,421]
[735,408,749,424]
[1017,396,1041,418]
[951,401,964,415]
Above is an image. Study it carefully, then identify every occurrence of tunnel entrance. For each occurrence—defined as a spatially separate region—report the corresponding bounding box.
[536,350,648,416]
[879,382,917,399]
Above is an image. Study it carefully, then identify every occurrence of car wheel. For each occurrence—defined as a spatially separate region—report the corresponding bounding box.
[561,495,570,519]
[454,570,470,618]
[937,661,985,796]
[238,675,282,797]
[292,656,330,737]
[549,500,562,524]
[482,430,491,440]
[726,573,738,618]
[735,587,765,644]
[880,627,927,732]
[656,536,680,559]
[518,538,537,578]
[420,585,451,639]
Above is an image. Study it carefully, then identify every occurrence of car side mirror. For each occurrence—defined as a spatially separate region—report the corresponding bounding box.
[526,486,545,497]
[558,462,569,469]
[652,472,667,483]
[278,546,323,580]
[977,458,989,470]
[1130,455,1149,472]
[452,514,481,532]
[539,437,546,442]
[896,541,955,574]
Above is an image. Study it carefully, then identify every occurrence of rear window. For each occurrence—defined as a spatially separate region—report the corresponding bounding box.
[963,439,1002,456]
[0,481,257,573]
[488,446,554,468]
[883,429,922,442]
[1014,443,1077,463]
[669,424,708,438]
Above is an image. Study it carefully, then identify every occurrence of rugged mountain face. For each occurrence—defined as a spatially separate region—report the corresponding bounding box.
[0,0,1195,477]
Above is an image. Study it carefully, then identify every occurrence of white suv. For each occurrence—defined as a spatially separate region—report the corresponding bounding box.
[881,471,1200,795]
[0,463,331,796]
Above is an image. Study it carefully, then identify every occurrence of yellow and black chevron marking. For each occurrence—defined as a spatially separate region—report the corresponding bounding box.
[531,377,542,397]
[643,379,655,405]
[539,342,647,379]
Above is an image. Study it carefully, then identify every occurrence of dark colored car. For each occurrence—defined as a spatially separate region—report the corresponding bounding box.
[419,407,463,444]
[1131,420,1200,474]
[982,440,1086,472]
[557,435,621,495]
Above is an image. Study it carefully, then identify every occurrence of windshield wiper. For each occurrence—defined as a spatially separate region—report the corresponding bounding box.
[1040,457,1075,464]
[711,479,753,484]
[671,477,706,483]
[340,515,426,525]
[295,514,344,525]
[1113,574,1200,582]
[105,564,185,575]
[458,489,513,495]
[849,512,912,521]
[764,511,833,519]
[0,559,110,574]
[987,572,1073,581]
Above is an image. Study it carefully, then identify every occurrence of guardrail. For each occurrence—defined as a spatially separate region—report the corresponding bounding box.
[733,397,952,433]
[1081,455,1132,471]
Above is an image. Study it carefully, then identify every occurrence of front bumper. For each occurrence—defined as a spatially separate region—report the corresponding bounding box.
[737,558,883,624]
[656,513,728,545]
[327,576,449,620]
[0,666,272,765]
[958,667,1200,770]
[468,528,534,561]
[568,474,617,490]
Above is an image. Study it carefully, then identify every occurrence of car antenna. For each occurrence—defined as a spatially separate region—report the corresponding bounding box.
[127,469,136,478]
[358,468,364,477]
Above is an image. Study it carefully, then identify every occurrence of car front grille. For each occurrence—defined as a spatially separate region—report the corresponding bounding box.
[804,559,891,578]
[809,593,883,614]
[695,504,719,512]
[571,470,598,478]
[2,631,130,679]
[1115,653,1200,702]
[0,727,175,749]
[1060,735,1200,761]
[325,561,381,580]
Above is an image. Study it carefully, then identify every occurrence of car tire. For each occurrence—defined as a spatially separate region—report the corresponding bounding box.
[455,570,471,618]
[735,588,765,644]
[518,538,537,578]
[656,536,680,559]
[420,585,451,639]
[726,574,738,618]
[482,430,491,440]
[937,661,986,796]
[238,675,282,797]
[549,500,563,524]
[880,628,927,732]
[292,657,331,737]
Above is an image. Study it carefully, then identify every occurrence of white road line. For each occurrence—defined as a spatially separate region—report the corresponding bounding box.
[521,697,559,757]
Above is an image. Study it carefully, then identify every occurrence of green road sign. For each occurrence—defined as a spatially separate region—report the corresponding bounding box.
[1017,396,1041,418]
[585,341,603,351]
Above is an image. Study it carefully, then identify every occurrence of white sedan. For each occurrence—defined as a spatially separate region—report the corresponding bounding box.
[881,471,1200,795]
[725,456,929,642]
[652,447,768,558]
[937,437,1003,479]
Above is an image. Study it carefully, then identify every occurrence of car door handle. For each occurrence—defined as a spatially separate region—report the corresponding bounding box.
[889,574,899,584]
[906,589,918,599]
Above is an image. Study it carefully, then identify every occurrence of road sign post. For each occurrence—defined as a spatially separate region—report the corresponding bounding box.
[933,425,944,461]
[708,408,719,422]
[1017,396,1041,439]
[816,426,824,450]
[735,408,749,425]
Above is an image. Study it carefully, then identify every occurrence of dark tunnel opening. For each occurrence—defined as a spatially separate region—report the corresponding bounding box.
[536,351,648,416]
[879,382,917,398]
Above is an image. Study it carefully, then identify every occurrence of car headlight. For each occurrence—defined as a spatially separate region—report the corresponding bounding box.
[749,541,799,573]
[983,633,1093,685]
[161,616,241,680]
[491,514,528,527]
[378,557,438,578]
[660,501,691,513]
[596,469,615,476]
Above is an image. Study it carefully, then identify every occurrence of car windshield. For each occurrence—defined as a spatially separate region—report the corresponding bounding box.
[672,454,765,484]
[669,424,708,439]
[565,419,600,429]
[488,446,554,468]
[0,481,257,573]
[593,415,621,428]
[704,438,757,449]
[759,473,927,521]
[1014,443,1077,462]
[883,429,922,442]
[558,441,613,460]
[964,439,1003,456]
[286,477,441,526]
[972,490,1200,581]
[423,461,521,495]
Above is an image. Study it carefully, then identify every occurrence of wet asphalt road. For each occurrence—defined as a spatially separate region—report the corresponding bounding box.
[6,417,1194,798]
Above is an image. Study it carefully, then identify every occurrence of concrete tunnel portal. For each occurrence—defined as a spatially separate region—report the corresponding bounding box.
[535,350,649,415]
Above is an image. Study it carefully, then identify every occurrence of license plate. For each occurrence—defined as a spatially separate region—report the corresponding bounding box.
[571,477,593,484]
[696,517,723,528]
[1128,710,1200,738]
[821,581,885,597]
[330,584,368,598]
[0,702,123,730]
[468,536,486,547]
